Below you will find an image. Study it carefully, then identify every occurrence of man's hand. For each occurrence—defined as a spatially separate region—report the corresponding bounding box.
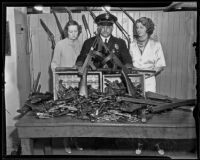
[125,64,134,69]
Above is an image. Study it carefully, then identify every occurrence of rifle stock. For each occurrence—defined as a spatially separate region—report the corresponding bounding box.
[79,69,88,98]
[40,19,56,50]
[52,9,65,39]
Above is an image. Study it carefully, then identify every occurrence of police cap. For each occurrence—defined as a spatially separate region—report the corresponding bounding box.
[95,13,117,26]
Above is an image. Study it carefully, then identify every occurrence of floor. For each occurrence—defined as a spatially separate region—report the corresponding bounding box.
[33,138,197,159]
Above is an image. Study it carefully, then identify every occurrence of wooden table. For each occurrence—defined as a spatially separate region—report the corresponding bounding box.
[15,109,196,155]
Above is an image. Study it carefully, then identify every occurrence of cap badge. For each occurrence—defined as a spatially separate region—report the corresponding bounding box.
[105,14,109,19]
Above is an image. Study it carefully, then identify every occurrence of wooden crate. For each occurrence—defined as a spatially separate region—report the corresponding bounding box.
[102,74,145,97]
[53,69,102,100]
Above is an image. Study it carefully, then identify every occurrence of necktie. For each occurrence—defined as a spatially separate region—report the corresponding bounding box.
[105,39,108,45]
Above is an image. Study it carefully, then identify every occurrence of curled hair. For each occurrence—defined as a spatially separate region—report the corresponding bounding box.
[64,20,82,38]
[135,17,155,37]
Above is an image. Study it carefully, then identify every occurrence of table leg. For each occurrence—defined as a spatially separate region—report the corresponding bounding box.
[43,138,52,155]
[21,138,34,155]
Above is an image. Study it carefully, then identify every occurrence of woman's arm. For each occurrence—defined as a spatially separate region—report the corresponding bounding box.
[154,42,166,76]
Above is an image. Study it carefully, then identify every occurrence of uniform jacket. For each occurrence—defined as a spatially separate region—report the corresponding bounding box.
[76,35,133,69]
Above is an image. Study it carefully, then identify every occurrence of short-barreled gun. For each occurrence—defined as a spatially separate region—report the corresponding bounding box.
[119,7,137,38]
[51,8,65,40]
[103,7,131,50]
[40,19,56,50]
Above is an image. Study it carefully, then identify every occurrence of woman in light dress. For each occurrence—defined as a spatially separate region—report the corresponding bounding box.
[130,17,166,92]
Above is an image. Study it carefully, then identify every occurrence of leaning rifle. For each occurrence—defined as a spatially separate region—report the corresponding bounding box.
[78,34,100,75]
[103,7,131,50]
[40,19,56,50]
[86,7,96,20]
[82,14,92,38]
[79,14,97,97]
[119,7,137,37]
[64,7,73,22]
[51,9,65,40]
[78,33,102,98]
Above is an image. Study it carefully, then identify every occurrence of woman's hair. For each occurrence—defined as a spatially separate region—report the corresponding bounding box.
[135,17,155,37]
[64,20,82,38]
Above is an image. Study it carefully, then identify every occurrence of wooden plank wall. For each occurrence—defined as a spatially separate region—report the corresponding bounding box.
[28,11,197,99]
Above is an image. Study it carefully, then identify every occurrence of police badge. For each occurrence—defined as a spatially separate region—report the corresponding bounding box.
[114,44,119,50]
[105,14,109,19]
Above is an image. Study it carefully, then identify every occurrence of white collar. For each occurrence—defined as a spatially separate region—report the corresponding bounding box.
[100,36,111,43]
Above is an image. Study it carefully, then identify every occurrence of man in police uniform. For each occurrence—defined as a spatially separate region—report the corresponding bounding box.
[76,13,133,69]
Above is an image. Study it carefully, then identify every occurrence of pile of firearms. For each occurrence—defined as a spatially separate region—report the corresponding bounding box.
[17,79,195,123]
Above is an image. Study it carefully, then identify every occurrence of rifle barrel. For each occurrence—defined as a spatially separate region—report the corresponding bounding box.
[119,7,135,23]
[64,7,73,21]
[119,7,137,37]
[82,14,91,38]
[103,7,130,42]
[86,7,96,20]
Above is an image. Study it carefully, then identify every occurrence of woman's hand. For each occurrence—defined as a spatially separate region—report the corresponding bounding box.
[154,67,165,76]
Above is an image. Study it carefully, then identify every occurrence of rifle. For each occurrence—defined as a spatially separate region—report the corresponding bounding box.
[64,7,73,22]
[78,34,100,75]
[82,14,92,38]
[40,19,56,50]
[151,99,196,113]
[119,7,137,37]
[81,13,96,70]
[51,9,65,40]
[116,96,169,106]
[86,7,96,20]
[103,7,131,50]
[78,33,101,98]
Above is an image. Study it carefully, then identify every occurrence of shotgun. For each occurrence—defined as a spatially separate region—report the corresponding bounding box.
[51,9,65,40]
[119,7,137,37]
[103,7,131,49]
[82,14,92,38]
[40,19,56,50]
